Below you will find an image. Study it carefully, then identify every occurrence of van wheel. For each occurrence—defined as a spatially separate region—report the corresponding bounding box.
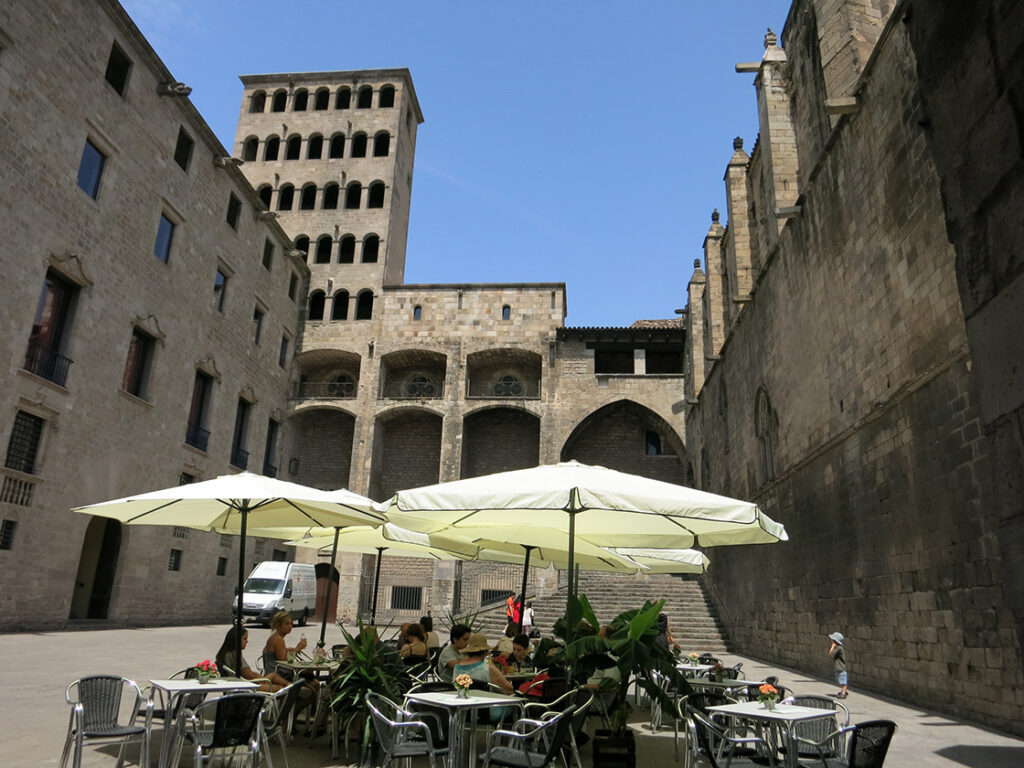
[299,608,308,627]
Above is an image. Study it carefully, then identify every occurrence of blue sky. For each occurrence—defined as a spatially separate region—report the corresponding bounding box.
[121,0,793,327]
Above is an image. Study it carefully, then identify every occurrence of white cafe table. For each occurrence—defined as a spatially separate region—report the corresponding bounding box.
[677,663,715,677]
[404,689,524,768]
[707,700,837,768]
[148,677,259,768]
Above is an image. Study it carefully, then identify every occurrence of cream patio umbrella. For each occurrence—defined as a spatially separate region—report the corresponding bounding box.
[606,547,711,574]
[378,461,787,624]
[73,472,383,669]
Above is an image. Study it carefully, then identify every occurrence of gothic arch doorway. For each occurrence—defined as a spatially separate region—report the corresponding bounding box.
[69,517,122,620]
[314,562,340,623]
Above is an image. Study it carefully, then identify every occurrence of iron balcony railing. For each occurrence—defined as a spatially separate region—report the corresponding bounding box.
[0,470,36,507]
[230,446,249,470]
[293,380,357,399]
[379,379,445,399]
[185,421,210,452]
[23,341,72,387]
[262,462,278,478]
[466,378,541,399]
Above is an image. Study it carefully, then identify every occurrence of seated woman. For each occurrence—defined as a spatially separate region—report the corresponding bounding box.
[264,611,319,690]
[399,622,429,663]
[420,615,441,649]
[500,633,532,670]
[454,634,514,694]
[493,624,516,656]
[215,626,288,692]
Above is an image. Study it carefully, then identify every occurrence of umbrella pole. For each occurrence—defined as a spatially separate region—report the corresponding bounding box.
[235,502,249,675]
[370,546,385,625]
[319,526,341,648]
[517,546,533,634]
[565,496,577,646]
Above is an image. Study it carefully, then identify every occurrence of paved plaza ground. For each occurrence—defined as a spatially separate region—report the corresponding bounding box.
[3,623,1022,767]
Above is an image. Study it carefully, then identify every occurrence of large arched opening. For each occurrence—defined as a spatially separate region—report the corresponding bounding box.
[69,516,123,619]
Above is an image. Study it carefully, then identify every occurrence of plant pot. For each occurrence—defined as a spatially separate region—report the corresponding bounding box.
[762,699,776,710]
[593,729,636,768]
[197,672,212,684]
[456,687,468,699]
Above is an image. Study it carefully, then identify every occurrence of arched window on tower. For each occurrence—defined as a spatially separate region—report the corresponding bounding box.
[335,87,351,109]
[379,85,395,108]
[329,134,345,159]
[755,387,777,483]
[322,183,339,210]
[345,183,362,209]
[413,305,422,321]
[338,235,356,263]
[307,290,325,321]
[351,133,367,158]
[257,185,272,209]
[292,88,308,111]
[263,136,280,161]
[373,132,390,157]
[362,234,379,263]
[286,135,302,160]
[300,184,317,210]
[250,91,266,113]
[332,290,349,320]
[294,235,310,258]
[315,235,332,264]
[355,290,373,320]
[271,89,287,112]
[277,184,294,211]
[357,86,373,108]
[501,305,511,321]
[307,134,323,159]
[314,88,330,110]
[645,430,663,456]
[242,137,259,162]
[367,182,385,208]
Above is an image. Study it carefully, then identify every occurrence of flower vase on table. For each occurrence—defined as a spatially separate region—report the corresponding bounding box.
[454,673,472,699]
[757,683,779,710]
[194,659,219,684]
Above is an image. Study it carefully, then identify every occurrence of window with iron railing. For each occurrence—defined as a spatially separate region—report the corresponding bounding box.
[25,269,77,387]
[391,585,423,611]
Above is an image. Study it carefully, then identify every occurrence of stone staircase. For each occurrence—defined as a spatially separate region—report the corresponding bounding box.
[470,572,728,652]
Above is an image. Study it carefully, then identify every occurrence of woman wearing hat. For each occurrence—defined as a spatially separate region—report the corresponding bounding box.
[829,632,848,699]
[454,633,515,694]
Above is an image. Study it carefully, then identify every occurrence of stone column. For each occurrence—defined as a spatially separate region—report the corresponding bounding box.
[684,259,707,402]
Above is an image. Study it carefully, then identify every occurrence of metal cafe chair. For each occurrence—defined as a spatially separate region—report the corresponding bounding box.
[61,675,151,768]
[178,692,269,768]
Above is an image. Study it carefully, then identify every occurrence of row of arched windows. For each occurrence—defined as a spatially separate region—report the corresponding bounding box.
[250,84,395,114]
[295,234,381,265]
[255,181,386,211]
[308,289,373,321]
[243,132,390,163]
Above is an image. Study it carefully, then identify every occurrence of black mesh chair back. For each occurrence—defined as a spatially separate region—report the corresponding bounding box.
[205,694,266,748]
[698,653,720,665]
[62,676,149,768]
[786,694,848,759]
[77,676,126,734]
[724,664,742,680]
[684,690,734,715]
[848,720,897,768]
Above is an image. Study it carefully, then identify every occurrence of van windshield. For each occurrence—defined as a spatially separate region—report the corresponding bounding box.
[244,578,285,594]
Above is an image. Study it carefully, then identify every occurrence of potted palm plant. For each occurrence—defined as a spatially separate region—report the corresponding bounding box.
[558,595,691,768]
[329,620,408,763]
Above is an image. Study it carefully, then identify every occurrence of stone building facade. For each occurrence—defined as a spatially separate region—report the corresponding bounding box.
[0,0,308,628]
[0,2,690,630]
[682,0,1023,734]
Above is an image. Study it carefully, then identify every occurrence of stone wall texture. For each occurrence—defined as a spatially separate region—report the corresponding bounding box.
[683,0,1023,733]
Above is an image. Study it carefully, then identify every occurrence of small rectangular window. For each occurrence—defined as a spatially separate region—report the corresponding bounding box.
[288,273,298,301]
[104,42,132,95]
[262,239,274,271]
[226,193,242,230]
[253,306,264,345]
[0,520,17,550]
[220,534,232,548]
[154,214,175,263]
[216,557,228,576]
[214,270,228,312]
[122,327,155,398]
[391,585,423,611]
[179,472,196,485]
[4,411,45,475]
[271,549,288,562]
[172,526,190,539]
[168,548,182,571]
[77,140,106,199]
[279,336,289,368]
[174,127,194,171]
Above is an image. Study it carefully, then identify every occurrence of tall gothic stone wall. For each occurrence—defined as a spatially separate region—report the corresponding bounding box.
[685,1,1023,732]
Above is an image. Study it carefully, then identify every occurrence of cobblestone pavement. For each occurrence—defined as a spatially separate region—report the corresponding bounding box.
[3,624,1021,767]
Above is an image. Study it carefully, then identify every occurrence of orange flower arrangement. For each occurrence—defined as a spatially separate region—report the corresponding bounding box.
[757,683,778,703]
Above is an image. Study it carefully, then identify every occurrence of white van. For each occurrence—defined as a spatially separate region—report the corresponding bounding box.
[234,561,317,626]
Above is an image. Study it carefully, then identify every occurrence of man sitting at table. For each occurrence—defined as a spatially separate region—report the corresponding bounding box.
[437,623,472,682]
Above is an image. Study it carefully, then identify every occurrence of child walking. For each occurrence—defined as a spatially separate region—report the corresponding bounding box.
[829,631,848,698]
